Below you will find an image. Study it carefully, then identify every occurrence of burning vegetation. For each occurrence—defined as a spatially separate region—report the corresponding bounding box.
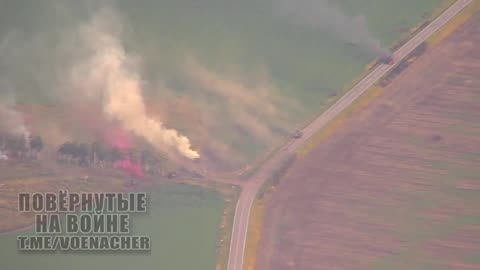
[0,128,175,179]
[56,141,163,178]
[69,8,199,160]
[0,5,200,174]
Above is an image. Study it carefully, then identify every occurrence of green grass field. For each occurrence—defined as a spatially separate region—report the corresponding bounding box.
[0,0,450,169]
[118,0,447,103]
[0,183,225,270]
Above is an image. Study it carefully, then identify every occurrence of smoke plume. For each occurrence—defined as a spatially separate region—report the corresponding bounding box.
[0,88,30,141]
[185,58,288,140]
[0,37,24,137]
[69,8,199,159]
[273,0,389,57]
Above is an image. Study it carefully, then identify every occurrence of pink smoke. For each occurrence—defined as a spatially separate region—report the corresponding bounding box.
[104,129,144,177]
[114,159,143,178]
[107,129,131,150]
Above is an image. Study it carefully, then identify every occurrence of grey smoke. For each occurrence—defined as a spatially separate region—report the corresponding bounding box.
[0,32,31,145]
[0,86,28,136]
[273,0,389,57]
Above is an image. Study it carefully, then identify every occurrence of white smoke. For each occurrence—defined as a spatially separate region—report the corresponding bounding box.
[273,0,389,57]
[69,8,199,159]
[0,89,30,142]
[0,104,27,135]
[184,58,291,140]
[0,150,8,160]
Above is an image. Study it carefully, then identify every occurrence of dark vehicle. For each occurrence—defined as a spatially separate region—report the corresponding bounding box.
[379,53,395,65]
[292,130,303,139]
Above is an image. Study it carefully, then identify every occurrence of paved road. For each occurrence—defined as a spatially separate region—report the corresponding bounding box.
[226,1,473,270]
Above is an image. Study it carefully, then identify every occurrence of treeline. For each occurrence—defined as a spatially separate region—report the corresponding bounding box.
[0,133,44,159]
[380,42,428,87]
[257,154,296,200]
[0,132,171,177]
[56,141,167,176]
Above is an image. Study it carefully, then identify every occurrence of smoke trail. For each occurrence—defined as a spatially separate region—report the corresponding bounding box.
[273,0,389,57]
[0,87,30,142]
[184,58,285,140]
[69,8,199,159]
[0,35,29,140]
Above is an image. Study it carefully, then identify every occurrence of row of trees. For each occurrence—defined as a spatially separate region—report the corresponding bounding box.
[0,133,44,159]
[57,141,167,175]
[0,132,171,177]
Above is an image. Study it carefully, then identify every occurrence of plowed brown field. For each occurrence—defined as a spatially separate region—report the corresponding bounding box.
[256,13,480,270]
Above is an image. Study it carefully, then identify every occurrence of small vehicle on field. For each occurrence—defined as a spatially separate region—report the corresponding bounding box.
[292,130,303,139]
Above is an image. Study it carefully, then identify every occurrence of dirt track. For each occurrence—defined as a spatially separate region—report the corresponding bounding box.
[256,12,480,270]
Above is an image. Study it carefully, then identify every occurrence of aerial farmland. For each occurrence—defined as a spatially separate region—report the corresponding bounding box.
[0,1,473,270]
[256,10,480,270]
